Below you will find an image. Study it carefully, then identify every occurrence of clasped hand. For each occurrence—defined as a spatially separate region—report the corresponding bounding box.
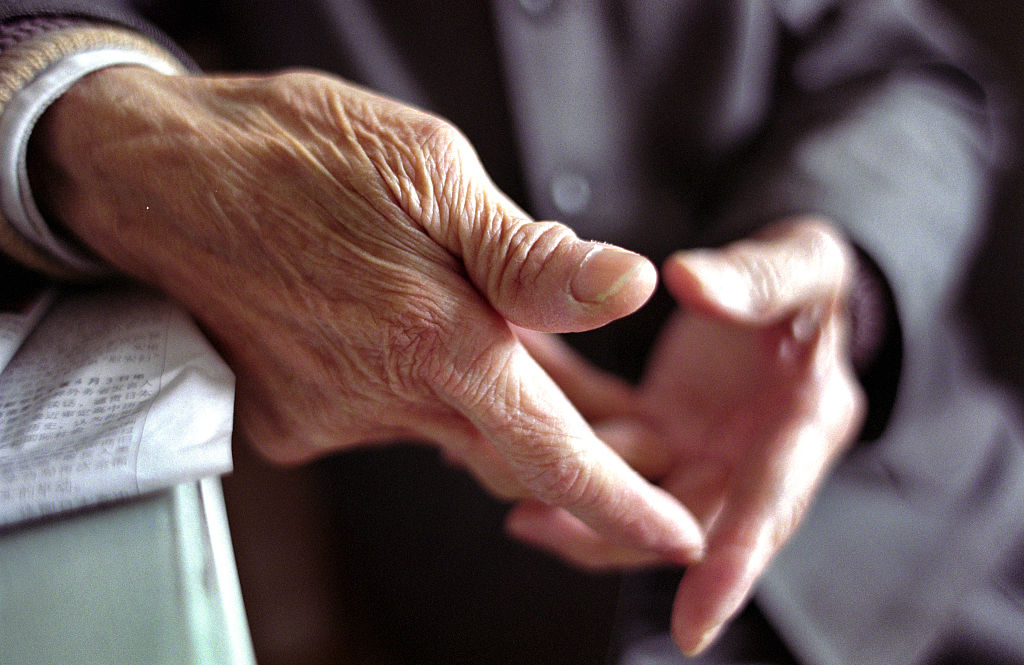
[31,68,702,564]
[32,67,864,657]
[509,220,866,654]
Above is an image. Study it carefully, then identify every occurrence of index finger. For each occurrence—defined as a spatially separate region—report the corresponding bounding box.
[438,330,704,564]
[670,421,830,655]
[512,326,643,422]
[670,328,864,654]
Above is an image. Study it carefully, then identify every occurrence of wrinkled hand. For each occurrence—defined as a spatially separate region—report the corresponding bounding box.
[30,67,703,561]
[508,220,866,655]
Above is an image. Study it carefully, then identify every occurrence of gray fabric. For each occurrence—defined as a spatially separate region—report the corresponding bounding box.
[2,2,1021,664]
[0,0,197,67]
[760,326,1024,665]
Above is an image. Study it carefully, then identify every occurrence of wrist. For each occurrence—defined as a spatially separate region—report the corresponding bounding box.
[0,20,185,278]
[27,66,180,280]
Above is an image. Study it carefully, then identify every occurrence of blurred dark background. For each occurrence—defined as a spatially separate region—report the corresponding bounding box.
[945,0,1024,394]
[220,3,1024,665]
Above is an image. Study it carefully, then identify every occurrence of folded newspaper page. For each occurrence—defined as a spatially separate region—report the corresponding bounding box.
[0,285,234,527]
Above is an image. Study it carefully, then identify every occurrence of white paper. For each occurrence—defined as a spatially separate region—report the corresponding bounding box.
[0,286,54,371]
[0,286,234,526]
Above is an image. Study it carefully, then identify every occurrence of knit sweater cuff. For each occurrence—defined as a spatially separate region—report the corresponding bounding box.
[0,18,185,279]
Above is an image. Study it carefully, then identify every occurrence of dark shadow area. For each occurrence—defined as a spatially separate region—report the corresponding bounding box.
[220,4,1024,664]
[223,442,621,665]
[943,1,1024,403]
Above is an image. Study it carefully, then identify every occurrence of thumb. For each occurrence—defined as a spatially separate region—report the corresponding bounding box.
[422,129,656,333]
[467,215,657,333]
[662,219,853,324]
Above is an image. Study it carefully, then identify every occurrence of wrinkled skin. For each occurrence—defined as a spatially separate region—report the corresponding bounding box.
[31,67,703,561]
[508,221,866,654]
[33,66,864,657]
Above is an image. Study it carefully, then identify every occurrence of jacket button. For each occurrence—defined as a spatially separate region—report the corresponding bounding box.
[550,171,591,216]
[517,0,556,19]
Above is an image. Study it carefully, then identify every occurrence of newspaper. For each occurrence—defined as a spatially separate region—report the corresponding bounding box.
[0,285,234,527]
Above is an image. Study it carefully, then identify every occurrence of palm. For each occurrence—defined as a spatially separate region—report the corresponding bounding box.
[638,309,831,528]
[507,220,867,655]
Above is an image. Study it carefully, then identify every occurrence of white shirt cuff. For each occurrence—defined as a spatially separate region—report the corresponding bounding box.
[0,48,181,274]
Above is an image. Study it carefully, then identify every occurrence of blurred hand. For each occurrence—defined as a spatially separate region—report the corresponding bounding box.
[30,66,703,561]
[507,219,866,655]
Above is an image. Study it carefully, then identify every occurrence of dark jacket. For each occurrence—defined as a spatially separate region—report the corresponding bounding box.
[3,2,1022,664]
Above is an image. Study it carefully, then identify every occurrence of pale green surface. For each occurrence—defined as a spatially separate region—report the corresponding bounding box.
[0,481,254,665]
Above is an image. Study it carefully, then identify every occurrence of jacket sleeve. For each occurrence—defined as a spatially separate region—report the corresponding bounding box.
[0,1,190,278]
[0,0,191,63]
[706,1,1006,434]
[714,1,1003,328]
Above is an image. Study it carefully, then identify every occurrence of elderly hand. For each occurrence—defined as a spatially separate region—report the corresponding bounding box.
[29,66,704,561]
[507,219,866,655]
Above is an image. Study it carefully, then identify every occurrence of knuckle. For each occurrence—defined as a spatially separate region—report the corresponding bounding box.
[429,325,517,409]
[728,248,783,312]
[263,69,315,97]
[383,112,478,229]
[793,217,844,251]
[572,555,621,573]
[832,371,868,441]
[417,118,478,219]
[412,114,472,162]
[400,113,475,185]
[377,293,510,406]
[768,492,812,552]
[489,222,573,307]
[804,223,853,281]
[519,449,598,508]
[249,70,331,123]
[789,219,856,290]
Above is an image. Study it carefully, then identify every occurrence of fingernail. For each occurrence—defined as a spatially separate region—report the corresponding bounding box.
[648,491,705,564]
[659,529,705,567]
[790,303,824,342]
[571,246,652,304]
[683,626,722,657]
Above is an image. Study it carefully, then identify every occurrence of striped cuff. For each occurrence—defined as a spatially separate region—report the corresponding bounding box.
[0,20,186,279]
